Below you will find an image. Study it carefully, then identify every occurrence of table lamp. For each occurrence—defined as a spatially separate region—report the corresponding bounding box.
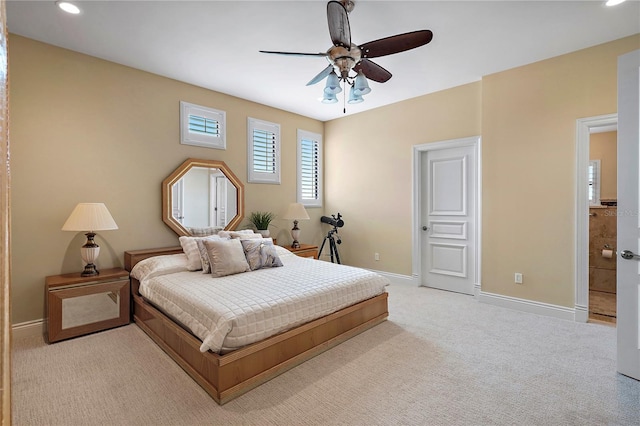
[62,203,118,277]
[282,203,310,249]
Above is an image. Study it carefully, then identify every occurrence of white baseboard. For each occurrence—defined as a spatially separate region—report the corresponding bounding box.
[477,290,575,321]
[12,319,44,339]
[369,270,418,286]
[574,304,589,323]
[371,272,578,322]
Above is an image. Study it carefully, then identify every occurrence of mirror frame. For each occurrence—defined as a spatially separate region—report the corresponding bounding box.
[162,158,245,236]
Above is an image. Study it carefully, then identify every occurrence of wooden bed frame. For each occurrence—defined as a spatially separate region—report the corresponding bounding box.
[124,246,389,405]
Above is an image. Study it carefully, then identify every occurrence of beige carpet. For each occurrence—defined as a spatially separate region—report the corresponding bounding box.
[12,285,640,425]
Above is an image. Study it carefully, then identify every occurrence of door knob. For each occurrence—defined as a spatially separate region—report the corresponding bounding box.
[621,250,640,260]
[422,226,430,231]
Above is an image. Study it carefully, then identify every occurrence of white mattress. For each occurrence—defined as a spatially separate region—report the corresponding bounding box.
[138,248,388,353]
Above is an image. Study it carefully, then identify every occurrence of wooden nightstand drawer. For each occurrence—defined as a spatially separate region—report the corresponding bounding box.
[283,244,318,259]
[45,268,130,343]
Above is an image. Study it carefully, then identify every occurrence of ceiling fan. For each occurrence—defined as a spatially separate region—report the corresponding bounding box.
[259,0,433,107]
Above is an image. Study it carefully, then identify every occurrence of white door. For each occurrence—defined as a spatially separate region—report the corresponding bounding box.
[421,141,477,295]
[617,49,640,381]
[216,176,227,227]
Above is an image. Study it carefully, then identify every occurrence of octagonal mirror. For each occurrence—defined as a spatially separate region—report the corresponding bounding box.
[162,158,244,236]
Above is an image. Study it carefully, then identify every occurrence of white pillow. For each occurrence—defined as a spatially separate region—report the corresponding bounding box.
[130,254,189,282]
[179,235,222,271]
[187,226,223,237]
[196,239,213,273]
[218,229,257,239]
[203,238,250,277]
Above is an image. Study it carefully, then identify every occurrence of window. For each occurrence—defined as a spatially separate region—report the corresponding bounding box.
[297,130,322,207]
[588,159,601,206]
[180,101,226,149]
[247,117,280,184]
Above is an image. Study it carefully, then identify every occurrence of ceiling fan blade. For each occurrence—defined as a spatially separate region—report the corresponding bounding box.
[327,1,351,48]
[306,64,335,86]
[354,59,392,83]
[360,30,433,59]
[260,50,328,57]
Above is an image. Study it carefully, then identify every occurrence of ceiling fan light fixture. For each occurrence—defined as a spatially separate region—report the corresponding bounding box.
[353,71,371,96]
[347,86,364,104]
[260,1,433,110]
[324,71,342,95]
[321,93,339,104]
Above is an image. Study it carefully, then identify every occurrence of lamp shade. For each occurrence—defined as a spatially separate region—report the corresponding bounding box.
[62,203,118,232]
[323,71,342,95]
[282,203,310,220]
[353,71,371,96]
[348,86,364,104]
[321,92,339,104]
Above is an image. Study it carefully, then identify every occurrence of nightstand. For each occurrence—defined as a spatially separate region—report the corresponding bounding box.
[284,244,319,259]
[45,268,130,343]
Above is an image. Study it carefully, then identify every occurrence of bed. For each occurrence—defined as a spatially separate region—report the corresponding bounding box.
[124,240,389,404]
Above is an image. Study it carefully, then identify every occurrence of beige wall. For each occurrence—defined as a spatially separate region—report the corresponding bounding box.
[9,32,640,323]
[9,35,324,324]
[323,83,482,271]
[590,131,617,201]
[479,35,638,307]
[325,34,639,308]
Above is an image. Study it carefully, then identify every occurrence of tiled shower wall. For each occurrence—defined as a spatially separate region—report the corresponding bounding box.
[589,207,616,293]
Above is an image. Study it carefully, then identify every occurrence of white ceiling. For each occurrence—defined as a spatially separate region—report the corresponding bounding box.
[6,0,640,121]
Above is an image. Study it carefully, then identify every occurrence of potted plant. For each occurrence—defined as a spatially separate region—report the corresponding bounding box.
[248,211,276,237]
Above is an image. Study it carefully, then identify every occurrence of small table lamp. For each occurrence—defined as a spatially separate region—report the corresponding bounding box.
[283,203,310,249]
[62,203,118,277]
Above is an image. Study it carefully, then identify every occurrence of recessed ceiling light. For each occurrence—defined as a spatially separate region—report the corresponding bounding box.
[605,0,626,6]
[56,1,81,14]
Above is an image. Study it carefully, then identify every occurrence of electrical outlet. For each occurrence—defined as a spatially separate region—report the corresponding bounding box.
[514,273,523,284]
[374,252,380,261]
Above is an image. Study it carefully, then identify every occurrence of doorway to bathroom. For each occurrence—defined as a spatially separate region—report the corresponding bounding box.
[575,113,618,324]
[588,129,617,324]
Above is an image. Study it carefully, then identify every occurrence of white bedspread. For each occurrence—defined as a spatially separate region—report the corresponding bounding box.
[137,248,388,353]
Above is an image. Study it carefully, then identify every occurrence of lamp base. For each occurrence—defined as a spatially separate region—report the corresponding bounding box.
[80,232,100,277]
[81,263,99,277]
[290,222,301,249]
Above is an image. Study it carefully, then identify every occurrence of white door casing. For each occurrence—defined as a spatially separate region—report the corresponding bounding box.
[616,49,640,381]
[413,137,480,295]
[575,113,617,323]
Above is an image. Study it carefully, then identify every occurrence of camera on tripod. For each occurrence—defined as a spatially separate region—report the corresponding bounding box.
[319,213,344,263]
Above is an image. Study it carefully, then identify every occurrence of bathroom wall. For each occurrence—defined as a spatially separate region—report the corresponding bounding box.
[590,131,617,202]
[589,130,617,296]
[588,207,616,294]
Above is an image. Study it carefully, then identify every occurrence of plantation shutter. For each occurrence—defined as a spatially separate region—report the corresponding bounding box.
[300,138,320,201]
[588,160,600,206]
[180,101,226,149]
[189,114,220,137]
[297,130,322,207]
[252,128,277,174]
[247,118,281,184]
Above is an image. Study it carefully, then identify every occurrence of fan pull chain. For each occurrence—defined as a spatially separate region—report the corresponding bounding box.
[343,80,346,114]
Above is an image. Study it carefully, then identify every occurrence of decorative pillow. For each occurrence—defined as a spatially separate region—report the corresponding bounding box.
[203,238,250,277]
[130,254,189,282]
[188,226,223,237]
[241,239,283,271]
[179,235,222,271]
[218,230,260,239]
[196,239,213,273]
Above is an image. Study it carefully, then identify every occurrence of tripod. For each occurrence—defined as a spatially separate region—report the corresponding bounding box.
[318,228,341,264]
